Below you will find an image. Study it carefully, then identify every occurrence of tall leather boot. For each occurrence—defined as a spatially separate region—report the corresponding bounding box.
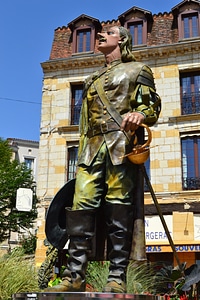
[45,208,96,292]
[103,204,134,293]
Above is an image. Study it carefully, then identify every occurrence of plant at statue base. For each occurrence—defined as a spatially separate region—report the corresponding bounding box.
[155,262,200,300]
[38,244,59,289]
[48,274,62,287]
[86,261,109,291]
[0,248,40,300]
[85,260,160,293]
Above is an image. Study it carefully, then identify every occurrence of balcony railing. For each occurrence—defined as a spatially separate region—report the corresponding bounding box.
[183,177,200,190]
[181,92,200,115]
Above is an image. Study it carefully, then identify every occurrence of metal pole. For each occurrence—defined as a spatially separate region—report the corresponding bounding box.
[140,164,183,271]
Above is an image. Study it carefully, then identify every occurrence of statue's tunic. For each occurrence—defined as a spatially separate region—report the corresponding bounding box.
[78,59,160,167]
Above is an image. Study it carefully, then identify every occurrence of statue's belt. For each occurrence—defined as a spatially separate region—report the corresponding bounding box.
[87,121,120,138]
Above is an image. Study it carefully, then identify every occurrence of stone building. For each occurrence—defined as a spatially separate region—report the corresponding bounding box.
[0,138,39,252]
[7,138,39,182]
[35,0,200,268]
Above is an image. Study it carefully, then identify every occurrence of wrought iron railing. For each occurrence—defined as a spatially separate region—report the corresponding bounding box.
[181,92,200,115]
[183,177,200,190]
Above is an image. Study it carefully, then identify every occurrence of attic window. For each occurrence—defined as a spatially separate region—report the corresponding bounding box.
[76,28,91,52]
[128,21,144,45]
[126,18,147,46]
[178,10,200,39]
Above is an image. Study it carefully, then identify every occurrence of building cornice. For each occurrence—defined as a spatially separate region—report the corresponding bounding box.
[41,39,200,74]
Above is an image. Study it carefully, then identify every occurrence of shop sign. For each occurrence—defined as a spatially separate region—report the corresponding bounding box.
[145,215,173,242]
[194,214,200,241]
[146,245,200,252]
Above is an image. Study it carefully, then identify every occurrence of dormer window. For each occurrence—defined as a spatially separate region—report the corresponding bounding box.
[128,20,144,46]
[68,14,101,54]
[76,28,91,52]
[118,7,152,47]
[182,12,199,38]
[172,1,200,40]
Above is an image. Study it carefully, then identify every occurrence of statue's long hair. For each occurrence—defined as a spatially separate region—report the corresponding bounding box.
[118,26,136,62]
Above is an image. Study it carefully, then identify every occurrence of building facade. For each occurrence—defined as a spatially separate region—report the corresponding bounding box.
[7,138,39,182]
[35,0,200,268]
[0,138,39,252]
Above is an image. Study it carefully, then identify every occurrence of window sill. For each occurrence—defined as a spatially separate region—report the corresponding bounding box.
[57,125,79,133]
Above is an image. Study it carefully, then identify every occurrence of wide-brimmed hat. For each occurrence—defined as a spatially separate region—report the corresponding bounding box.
[45,179,75,249]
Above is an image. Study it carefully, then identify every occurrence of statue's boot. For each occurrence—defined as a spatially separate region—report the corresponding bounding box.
[103,204,134,293]
[44,208,96,292]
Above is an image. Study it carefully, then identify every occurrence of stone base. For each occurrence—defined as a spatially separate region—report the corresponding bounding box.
[12,292,161,300]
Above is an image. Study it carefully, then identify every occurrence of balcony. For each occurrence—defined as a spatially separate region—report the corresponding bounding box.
[181,92,200,115]
[183,177,200,190]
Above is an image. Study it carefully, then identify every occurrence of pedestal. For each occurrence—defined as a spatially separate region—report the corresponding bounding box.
[12,292,161,300]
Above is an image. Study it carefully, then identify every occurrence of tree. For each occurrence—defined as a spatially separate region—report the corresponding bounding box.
[0,137,38,246]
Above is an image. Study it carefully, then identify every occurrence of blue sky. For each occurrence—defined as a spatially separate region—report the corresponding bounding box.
[1,0,178,141]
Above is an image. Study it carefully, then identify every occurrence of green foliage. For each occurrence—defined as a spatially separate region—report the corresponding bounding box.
[38,245,58,290]
[0,137,38,244]
[85,261,160,293]
[155,262,200,298]
[86,261,109,291]
[20,233,37,254]
[48,275,62,287]
[127,261,159,294]
[0,248,40,300]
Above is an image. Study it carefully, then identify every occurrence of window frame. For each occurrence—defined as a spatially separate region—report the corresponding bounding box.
[178,9,200,40]
[67,146,78,181]
[125,17,147,46]
[70,83,83,125]
[180,71,200,115]
[181,134,200,190]
[72,25,95,54]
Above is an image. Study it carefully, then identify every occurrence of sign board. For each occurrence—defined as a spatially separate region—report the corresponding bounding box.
[194,214,200,241]
[16,188,33,211]
[145,215,173,242]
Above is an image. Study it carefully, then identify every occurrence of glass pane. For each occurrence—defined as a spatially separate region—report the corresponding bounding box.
[77,32,84,52]
[85,31,91,51]
[181,76,192,114]
[182,137,200,190]
[129,25,135,45]
[24,158,33,170]
[77,29,91,52]
[183,16,189,38]
[181,73,200,114]
[71,85,83,125]
[68,147,78,180]
[192,15,198,37]
[129,22,143,45]
[138,23,143,44]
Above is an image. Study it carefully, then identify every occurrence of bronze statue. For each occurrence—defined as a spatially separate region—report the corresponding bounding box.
[45,26,161,293]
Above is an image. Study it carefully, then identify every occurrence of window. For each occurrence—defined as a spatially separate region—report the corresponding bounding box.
[178,10,200,40]
[24,157,34,170]
[144,157,150,192]
[182,13,199,38]
[180,72,200,115]
[71,84,83,125]
[128,21,144,46]
[76,29,91,52]
[67,147,78,181]
[181,136,200,190]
